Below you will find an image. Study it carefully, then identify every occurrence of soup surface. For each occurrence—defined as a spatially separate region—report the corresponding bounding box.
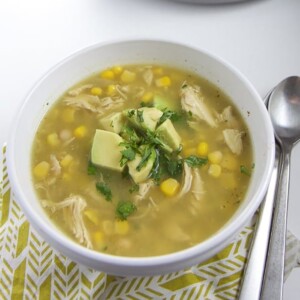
[32,64,253,257]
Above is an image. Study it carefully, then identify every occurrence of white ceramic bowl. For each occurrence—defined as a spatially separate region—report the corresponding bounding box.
[6,39,275,276]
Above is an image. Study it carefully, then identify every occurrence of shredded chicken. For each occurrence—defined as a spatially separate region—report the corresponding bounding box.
[143,69,153,86]
[64,94,125,115]
[134,181,154,203]
[191,168,205,201]
[41,195,92,249]
[216,106,238,127]
[180,84,217,128]
[116,85,128,99]
[64,94,101,113]
[177,162,193,199]
[50,155,61,176]
[223,129,243,155]
[68,84,93,96]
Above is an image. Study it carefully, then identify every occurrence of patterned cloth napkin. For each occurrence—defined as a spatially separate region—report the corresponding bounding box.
[0,147,298,300]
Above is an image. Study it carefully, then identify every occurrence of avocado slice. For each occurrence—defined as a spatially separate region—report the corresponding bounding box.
[156,119,181,152]
[127,148,156,184]
[99,112,125,134]
[91,129,125,172]
[124,107,163,132]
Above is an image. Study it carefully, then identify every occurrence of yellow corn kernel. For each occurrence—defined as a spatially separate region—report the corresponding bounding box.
[92,231,106,250]
[113,66,123,75]
[182,147,197,157]
[33,161,50,180]
[153,67,164,75]
[74,125,87,138]
[208,151,223,164]
[60,154,73,168]
[155,76,171,88]
[141,91,153,103]
[115,220,129,235]
[102,220,114,236]
[61,108,75,123]
[160,178,180,197]
[47,133,60,147]
[221,153,239,171]
[106,84,116,96]
[197,142,208,156]
[100,69,115,80]
[208,164,222,178]
[90,87,103,96]
[120,70,136,83]
[84,209,100,225]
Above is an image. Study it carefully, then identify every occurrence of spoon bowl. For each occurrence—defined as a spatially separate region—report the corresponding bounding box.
[269,76,300,145]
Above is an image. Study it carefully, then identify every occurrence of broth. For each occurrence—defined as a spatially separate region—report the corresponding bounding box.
[31,64,253,257]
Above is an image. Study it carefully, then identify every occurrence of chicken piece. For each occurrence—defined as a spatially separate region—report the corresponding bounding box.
[177,162,193,199]
[50,154,61,176]
[191,168,205,201]
[134,181,154,203]
[216,106,238,127]
[41,195,92,249]
[68,84,93,96]
[223,129,243,155]
[180,84,217,128]
[64,94,101,113]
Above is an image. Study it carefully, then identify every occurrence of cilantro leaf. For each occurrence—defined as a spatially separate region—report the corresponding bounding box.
[87,161,97,175]
[129,184,139,194]
[240,165,251,176]
[167,159,183,177]
[184,155,208,168]
[96,182,112,201]
[120,148,136,167]
[137,110,144,123]
[116,201,137,220]
[157,110,181,126]
[136,146,153,171]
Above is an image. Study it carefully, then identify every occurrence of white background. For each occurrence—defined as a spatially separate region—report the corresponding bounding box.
[1,0,299,298]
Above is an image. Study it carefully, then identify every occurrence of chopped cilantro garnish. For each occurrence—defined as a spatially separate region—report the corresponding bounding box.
[157,110,181,126]
[87,161,97,175]
[96,182,112,201]
[116,201,137,220]
[240,165,251,176]
[184,155,208,168]
[120,147,136,167]
[127,110,135,118]
[136,146,153,171]
[167,159,183,177]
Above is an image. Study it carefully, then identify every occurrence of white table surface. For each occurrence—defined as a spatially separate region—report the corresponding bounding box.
[1,0,299,298]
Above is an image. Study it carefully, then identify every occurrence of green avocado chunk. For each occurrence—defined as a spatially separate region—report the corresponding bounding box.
[124,107,163,132]
[99,112,125,134]
[156,119,181,152]
[127,148,156,183]
[91,129,125,172]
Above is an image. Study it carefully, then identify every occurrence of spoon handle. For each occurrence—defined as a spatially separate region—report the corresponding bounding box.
[260,148,291,300]
[238,146,279,300]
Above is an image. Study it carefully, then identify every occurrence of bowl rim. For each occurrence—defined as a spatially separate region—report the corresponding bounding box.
[6,38,275,274]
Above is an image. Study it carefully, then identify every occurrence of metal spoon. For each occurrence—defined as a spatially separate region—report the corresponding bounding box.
[261,76,300,299]
[239,89,280,300]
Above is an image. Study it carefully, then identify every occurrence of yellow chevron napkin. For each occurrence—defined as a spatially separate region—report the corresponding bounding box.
[0,147,254,300]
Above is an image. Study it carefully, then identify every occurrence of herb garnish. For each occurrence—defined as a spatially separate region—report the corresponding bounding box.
[129,184,139,194]
[184,155,208,168]
[157,110,181,127]
[116,201,137,220]
[120,147,136,167]
[87,161,97,175]
[96,182,112,201]
[240,165,252,176]
[137,110,144,123]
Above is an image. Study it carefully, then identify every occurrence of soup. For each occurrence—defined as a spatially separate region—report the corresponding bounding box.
[31,64,253,257]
